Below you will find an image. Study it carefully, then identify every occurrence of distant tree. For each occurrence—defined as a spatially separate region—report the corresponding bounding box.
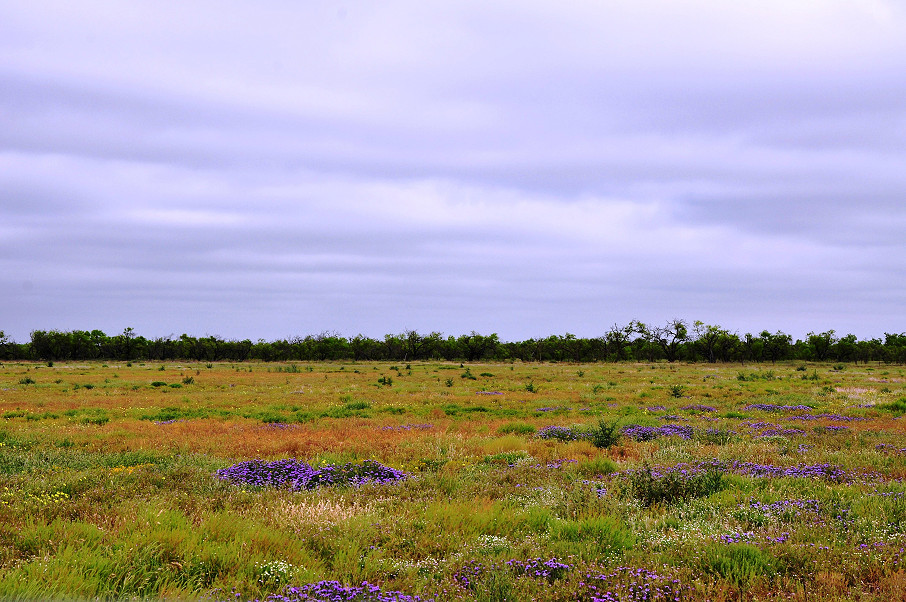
[833,334,858,363]
[759,330,791,364]
[635,319,688,363]
[883,333,906,363]
[605,324,633,362]
[807,330,837,361]
[350,334,381,361]
[402,330,436,361]
[30,330,71,361]
[117,327,137,361]
[456,332,500,362]
[0,331,11,360]
[692,321,733,363]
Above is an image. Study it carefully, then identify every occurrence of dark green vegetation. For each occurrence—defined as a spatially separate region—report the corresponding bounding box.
[3,321,906,363]
[1,359,905,600]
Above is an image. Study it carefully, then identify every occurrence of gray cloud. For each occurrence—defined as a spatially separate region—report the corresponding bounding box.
[2,1,905,342]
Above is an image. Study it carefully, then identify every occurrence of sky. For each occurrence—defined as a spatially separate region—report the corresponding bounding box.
[2,1,905,343]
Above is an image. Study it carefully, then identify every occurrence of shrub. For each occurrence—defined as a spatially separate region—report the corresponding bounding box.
[589,419,621,449]
[624,465,727,506]
[18,377,35,385]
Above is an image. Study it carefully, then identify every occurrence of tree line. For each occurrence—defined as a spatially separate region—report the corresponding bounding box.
[1,320,905,364]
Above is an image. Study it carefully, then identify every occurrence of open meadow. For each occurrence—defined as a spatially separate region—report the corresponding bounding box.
[1,360,906,601]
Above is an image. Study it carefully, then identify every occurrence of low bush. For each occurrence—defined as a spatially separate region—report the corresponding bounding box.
[623,465,727,506]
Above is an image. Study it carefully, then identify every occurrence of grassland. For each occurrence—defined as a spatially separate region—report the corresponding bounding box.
[1,360,905,601]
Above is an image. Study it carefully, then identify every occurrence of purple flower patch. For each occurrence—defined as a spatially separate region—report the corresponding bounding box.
[622,424,694,441]
[681,404,716,412]
[215,459,406,490]
[240,581,425,602]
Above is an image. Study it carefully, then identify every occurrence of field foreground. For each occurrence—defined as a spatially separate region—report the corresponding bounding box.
[1,360,905,601]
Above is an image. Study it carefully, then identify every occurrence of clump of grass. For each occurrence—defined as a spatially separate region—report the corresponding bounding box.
[880,398,906,415]
[497,422,536,436]
[702,543,775,587]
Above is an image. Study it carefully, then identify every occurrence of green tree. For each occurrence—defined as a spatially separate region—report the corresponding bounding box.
[635,319,688,363]
[759,330,791,364]
[692,321,733,363]
[807,330,837,361]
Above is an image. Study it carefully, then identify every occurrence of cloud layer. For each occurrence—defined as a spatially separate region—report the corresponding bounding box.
[2,1,905,342]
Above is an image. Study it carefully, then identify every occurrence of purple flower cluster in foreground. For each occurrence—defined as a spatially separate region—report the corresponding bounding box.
[379,424,434,432]
[744,421,807,438]
[758,427,806,438]
[535,406,572,412]
[681,404,716,412]
[454,558,572,589]
[215,459,406,490]
[505,558,572,583]
[746,498,823,521]
[250,581,424,602]
[703,459,852,482]
[260,423,300,430]
[475,391,504,395]
[620,459,854,483]
[622,424,694,441]
[536,425,589,442]
[658,414,684,421]
[745,403,814,412]
[787,413,865,422]
[876,443,906,455]
[580,567,687,602]
[718,531,790,545]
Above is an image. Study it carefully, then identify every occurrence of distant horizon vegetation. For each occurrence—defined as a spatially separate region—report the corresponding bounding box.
[2,320,905,364]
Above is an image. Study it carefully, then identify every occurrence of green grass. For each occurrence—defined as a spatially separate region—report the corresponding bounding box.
[0,360,905,600]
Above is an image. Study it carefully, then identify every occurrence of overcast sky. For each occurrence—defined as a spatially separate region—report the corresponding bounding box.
[2,1,905,343]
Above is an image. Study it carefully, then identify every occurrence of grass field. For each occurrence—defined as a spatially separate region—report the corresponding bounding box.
[1,360,905,601]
